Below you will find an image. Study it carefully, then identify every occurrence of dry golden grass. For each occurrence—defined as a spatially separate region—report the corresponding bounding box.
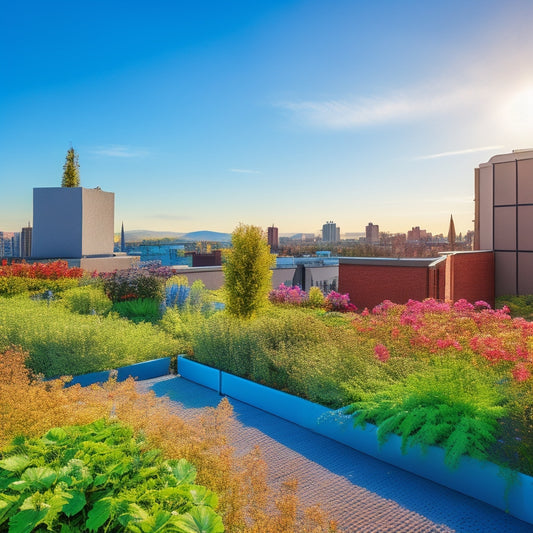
[0,347,339,532]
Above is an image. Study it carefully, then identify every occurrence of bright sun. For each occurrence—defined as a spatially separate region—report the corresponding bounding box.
[503,85,533,139]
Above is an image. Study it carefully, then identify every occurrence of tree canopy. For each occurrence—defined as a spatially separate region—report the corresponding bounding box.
[223,224,275,319]
[61,147,80,187]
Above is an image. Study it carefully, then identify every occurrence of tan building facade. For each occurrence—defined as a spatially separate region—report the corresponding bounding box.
[475,149,533,295]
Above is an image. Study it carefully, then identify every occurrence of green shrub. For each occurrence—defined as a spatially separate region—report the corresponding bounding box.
[112,298,161,323]
[308,286,325,308]
[0,277,28,297]
[0,277,80,298]
[60,285,112,315]
[0,419,224,532]
[0,297,179,378]
[496,294,533,320]
[344,359,507,468]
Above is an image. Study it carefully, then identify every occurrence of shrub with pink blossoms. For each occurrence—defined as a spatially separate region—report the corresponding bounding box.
[268,284,308,305]
[324,291,357,313]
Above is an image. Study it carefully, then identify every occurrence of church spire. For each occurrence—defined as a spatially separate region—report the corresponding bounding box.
[447,214,456,251]
[120,222,125,252]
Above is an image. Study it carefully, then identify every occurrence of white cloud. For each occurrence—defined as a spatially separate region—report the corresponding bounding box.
[89,145,150,158]
[275,83,482,130]
[229,168,260,174]
[412,145,505,160]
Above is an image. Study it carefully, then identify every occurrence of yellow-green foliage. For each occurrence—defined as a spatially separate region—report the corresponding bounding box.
[0,296,179,377]
[0,276,79,297]
[60,285,113,315]
[223,224,276,319]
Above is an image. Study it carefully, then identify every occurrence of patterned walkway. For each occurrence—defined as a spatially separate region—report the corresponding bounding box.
[137,375,533,533]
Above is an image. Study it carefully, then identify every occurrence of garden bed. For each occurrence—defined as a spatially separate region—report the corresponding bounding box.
[177,356,533,526]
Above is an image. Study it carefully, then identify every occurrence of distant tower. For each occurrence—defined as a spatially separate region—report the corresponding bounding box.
[322,221,338,242]
[120,222,126,252]
[21,222,32,258]
[365,222,380,244]
[448,215,456,251]
[267,225,279,252]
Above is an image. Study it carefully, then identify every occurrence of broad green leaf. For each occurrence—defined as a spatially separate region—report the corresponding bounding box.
[168,459,196,485]
[62,489,86,517]
[21,466,57,489]
[86,497,113,531]
[174,506,224,533]
[117,502,149,528]
[42,427,68,444]
[187,486,218,508]
[0,455,30,474]
[8,508,48,533]
[0,494,20,524]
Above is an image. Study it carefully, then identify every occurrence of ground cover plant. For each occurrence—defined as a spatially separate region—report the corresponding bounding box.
[0,419,224,532]
[0,296,181,378]
[0,348,338,532]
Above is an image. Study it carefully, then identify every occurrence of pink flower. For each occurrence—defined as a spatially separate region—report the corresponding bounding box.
[512,364,531,382]
[374,343,390,362]
[361,307,369,316]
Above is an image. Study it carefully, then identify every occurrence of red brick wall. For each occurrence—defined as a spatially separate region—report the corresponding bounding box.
[339,265,429,310]
[446,252,494,307]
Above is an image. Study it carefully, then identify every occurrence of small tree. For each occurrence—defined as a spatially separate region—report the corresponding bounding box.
[61,147,80,187]
[224,224,276,319]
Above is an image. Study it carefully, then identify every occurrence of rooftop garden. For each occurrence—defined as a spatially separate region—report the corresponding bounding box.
[1,223,533,528]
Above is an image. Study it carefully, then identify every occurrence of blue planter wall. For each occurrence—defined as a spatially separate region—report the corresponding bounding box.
[65,357,171,387]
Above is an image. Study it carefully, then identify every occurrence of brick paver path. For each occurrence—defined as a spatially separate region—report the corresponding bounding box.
[137,375,533,533]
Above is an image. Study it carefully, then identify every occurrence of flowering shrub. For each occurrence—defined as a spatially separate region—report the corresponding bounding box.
[101,267,165,302]
[324,291,357,312]
[0,259,84,279]
[268,283,308,305]
[269,285,356,312]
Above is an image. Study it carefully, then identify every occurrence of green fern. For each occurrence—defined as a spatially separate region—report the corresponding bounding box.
[345,360,507,468]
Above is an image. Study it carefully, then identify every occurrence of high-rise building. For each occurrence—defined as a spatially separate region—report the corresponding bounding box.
[322,221,338,242]
[365,222,380,244]
[267,225,279,252]
[21,224,32,258]
[475,148,533,295]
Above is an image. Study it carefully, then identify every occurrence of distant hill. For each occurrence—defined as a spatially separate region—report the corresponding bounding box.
[124,230,185,241]
[181,231,232,242]
[122,230,232,242]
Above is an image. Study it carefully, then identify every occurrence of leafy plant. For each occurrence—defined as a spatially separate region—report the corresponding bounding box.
[345,360,507,468]
[112,298,161,323]
[0,419,224,532]
[60,285,112,315]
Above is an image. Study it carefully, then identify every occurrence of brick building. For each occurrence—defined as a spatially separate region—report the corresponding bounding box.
[339,251,494,310]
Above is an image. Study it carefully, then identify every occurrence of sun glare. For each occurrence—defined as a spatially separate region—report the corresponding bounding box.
[503,85,533,138]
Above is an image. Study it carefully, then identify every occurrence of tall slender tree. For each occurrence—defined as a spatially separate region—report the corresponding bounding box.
[61,147,80,187]
[223,224,276,319]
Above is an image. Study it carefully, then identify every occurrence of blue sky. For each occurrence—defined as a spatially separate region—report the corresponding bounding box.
[2,1,533,237]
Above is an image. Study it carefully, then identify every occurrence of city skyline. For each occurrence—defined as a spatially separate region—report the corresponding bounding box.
[2,1,533,236]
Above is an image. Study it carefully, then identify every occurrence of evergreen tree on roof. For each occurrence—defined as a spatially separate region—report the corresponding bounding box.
[61,147,80,187]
